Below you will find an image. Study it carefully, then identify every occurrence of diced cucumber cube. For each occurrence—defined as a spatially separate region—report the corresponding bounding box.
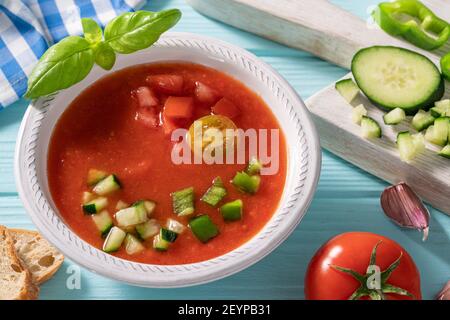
[383,107,405,125]
[166,219,186,234]
[360,116,382,139]
[153,234,170,251]
[115,206,148,227]
[103,227,126,253]
[412,110,435,132]
[82,197,108,214]
[124,234,145,255]
[160,228,178,243]
[93,174,121,196]
[136,219,160,240]
[91,210,113,236]
[352,104,367,124]
[335,78,360,103]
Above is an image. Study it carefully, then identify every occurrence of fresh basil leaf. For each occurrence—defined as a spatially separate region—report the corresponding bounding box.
[104,9,181,54]
[82,18,102,44]
[25,36,94,99]
[94,42,116,70]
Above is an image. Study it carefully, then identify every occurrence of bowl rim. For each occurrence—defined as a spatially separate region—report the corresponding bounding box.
[14,32,321,288]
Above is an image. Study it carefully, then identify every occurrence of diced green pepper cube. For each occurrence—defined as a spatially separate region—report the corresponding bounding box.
[220,199,243,221]
[245,157,263,175]
[189,215,219,243]
[231,171,260,194]
[171,187,194,216]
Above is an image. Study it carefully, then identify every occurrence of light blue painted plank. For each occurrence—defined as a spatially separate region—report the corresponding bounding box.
[0,0,449,300]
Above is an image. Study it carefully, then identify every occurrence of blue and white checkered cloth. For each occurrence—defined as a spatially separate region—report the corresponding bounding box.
[0,0,146,109]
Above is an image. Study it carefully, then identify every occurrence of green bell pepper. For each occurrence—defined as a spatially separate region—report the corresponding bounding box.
[441,52,450,81]
[373,0,450,50]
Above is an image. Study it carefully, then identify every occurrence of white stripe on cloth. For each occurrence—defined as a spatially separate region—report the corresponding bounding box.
[0,69,19,107]
[91,0,117,27]
[54,0,83,37]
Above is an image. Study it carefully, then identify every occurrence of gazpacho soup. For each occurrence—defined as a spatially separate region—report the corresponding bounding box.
[48,62,287,265]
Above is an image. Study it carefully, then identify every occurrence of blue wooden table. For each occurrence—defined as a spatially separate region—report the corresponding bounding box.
[1,0,449,299]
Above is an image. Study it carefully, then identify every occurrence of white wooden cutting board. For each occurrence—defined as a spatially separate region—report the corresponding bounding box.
[187,0,450,215]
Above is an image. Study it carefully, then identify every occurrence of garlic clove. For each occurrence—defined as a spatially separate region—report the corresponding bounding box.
[380,182,430,241]
[437,281,450,300]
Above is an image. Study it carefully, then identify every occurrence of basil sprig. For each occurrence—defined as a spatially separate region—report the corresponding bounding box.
[25,9,181,99]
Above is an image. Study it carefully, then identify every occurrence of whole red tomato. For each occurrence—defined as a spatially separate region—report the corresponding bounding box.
[305,232,421,300]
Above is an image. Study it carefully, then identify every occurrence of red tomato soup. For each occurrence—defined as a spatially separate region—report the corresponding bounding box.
[48,62,287,265]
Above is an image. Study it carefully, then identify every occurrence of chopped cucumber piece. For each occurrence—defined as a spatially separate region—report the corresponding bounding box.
[136,219,160,240]
[189,215,219,243]
[103,227,126,253]
[425,117,449,146]
[115,200,129,211]
[171,187,195,216]
[438,145,450,159]
[430,99,450,117]
[352,46,444,114]
[153,234,170,251]
[160,228,178,243]
[383,107,405,125]
[82,191,94,204]
[91,210,113,236]
[124,234,145,255]
[201,177,227,207]
[335,78,360,103]
[231,172,261,194]
[397,132,424,162]
[360,116,382,139]
[82,197,108,214]
[132,200,156,217]
[115,206,148,227]
[245,157,263,175]
[412,110,435,132]
[220,199,243,221]
[166,219,186,234]
[93,174,121,196]
[87,169,108,186]
[352,104,367,124]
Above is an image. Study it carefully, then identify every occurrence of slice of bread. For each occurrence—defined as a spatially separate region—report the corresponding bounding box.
[9,229,64,285]
[0,226,39,300]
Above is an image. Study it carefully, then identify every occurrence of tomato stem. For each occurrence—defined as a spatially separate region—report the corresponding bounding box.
[330,241,414,300]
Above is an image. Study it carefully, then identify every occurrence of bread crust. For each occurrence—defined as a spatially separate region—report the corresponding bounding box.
[0,226,39,300]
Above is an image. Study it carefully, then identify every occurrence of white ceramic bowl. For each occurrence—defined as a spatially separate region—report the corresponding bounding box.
[15,32,321,287]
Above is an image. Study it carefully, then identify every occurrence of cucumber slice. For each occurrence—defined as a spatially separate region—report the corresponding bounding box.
[352,46,444,114]
[115,200,129,211]
[439,145,450,159]
[82,191,94,204]
[189,215,219,243]
[425,117,449,146]
[335,78,360,103]
[136,219,160,240]
[166,219,186,234]
[231,171,261,194]
[115,206,148,227]
[82,197,108,214]
[124,234,145,255]
[383,108,405,125]
[245,157,263,175]
[430,99,450,117]
[160,228,178,243]
[171,187,195,216]
[360,116,382,139]
[93,174,121,196]
[220,199,243,221]
[352,104,367,124]
[412,110,435,132]
[153,234,170,251]
[87,169,108,186]
[200,177,227,207]
[91,210,113,236]
[397,132,424,162]
[103,227,126,253]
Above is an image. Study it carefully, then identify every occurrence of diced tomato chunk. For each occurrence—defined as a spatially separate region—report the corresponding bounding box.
[146,74,184,95]
[164,97,194,119]
[162,112,180,136]
[134,86,159,108]
[136,107,159,128]
[212,97,240,119]
[194,81,219,103]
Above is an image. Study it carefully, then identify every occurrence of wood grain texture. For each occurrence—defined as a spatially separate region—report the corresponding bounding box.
[0,0,448,299]
[186,0,450,68]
